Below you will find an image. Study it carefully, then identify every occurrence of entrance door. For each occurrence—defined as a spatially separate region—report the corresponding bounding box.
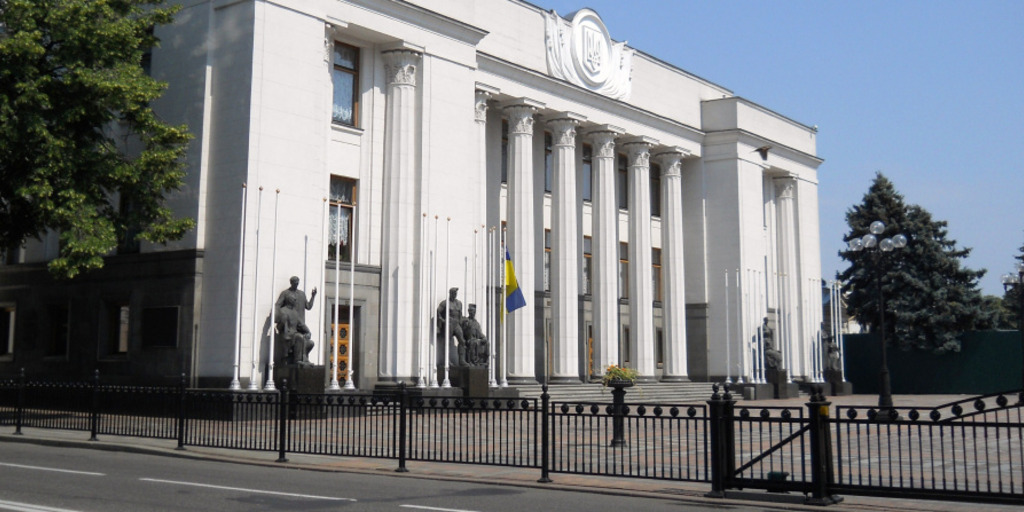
[330,323,350,382]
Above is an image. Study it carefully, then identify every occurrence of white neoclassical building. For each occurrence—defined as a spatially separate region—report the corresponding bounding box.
[0,0,825,390]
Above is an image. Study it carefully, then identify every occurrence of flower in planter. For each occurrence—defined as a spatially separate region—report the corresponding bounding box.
[601,364,638,387]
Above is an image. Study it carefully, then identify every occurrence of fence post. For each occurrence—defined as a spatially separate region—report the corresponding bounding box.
[538,384,551,483]
[396,382,409,473]
[705,383,736,498]
[14,367,25,435]
[805,385,842,505]
[276,379,289,463]
[89,369,100,441]
[176,373,187,450]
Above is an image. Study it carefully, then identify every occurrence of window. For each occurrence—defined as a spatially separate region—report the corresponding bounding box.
[581,144,593,202]
[332,42,360,126]
[501,120,508,184]
[544,132,553,193]
[652,248,662,302]
[141,307,178,348]
[0,304,14,360]
[656,328,664,368]
[650,164,661,217]
[543,229,551,292]
[616,154,628,210]
[329,176,357,262]
[621,325,631,363]
[618,242,629,300]
[47,305,69,358]
[582,236,592,295]
[102,301,130,357]
[2,246,20,265]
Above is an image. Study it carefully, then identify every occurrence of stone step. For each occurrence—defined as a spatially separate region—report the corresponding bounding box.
[510,381,724,404]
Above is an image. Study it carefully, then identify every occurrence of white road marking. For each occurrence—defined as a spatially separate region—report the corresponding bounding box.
[0,463,104,477]
[138,478,357,501]
[0,498,85,512]
[400,505,481,512]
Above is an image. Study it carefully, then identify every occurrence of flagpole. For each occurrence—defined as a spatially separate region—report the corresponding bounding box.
[430,215,439,388]
[265,189,281,392]
[319,198,328,380]
[488,227,496,387]
[328,202,341,391]
[418,213,428,388]
[500,227,508,388]
[442,217,452,388]
[230,183,247,390]
[248,186,264,391]
[344,200,357,390]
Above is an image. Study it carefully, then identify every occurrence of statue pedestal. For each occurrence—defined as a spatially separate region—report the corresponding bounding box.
[280,364,324,394]
[825,369,853,396]
[448,366,489,397]
[766,369,800,399]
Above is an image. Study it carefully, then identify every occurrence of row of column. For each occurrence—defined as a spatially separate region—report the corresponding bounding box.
[495,97,691,382]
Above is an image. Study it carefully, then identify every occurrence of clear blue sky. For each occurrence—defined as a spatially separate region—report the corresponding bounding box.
[540,0,1024,296]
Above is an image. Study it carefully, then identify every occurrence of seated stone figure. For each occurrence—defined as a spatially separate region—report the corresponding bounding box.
[275,276,317,366]
[460,303,488,367]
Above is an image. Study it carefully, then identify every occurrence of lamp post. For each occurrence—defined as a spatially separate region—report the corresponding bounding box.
[1000,261,1024,394]
[849,220,907,415]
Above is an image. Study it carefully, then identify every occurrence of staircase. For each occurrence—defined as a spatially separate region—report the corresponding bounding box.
[512,380,725,404]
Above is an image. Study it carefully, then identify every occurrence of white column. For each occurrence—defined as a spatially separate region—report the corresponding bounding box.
[379,49,421,382]
[503,98,544,382]
[775,178,800,380]
[622,136,658,378]
[655,148,690,381]
[585,125,624,377]
[548,113,585,382]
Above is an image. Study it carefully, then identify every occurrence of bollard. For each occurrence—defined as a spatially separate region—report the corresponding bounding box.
[705,383,736,498]
[805,385,843,505]
[396,382,409,473]
[537,385,551,483]
[176,373,187,450]
[89,369,100,441]
[276,379,289,463]
[14,368,25,435]
[609,383,628,448]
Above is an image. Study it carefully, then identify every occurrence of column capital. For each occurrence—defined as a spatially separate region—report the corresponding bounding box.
[382,50,421,87]
[503,98,544,135]
[585,125,625,158]
[654,147,692,177]
[621,136,657,168]
[546,112,586,147]
[474,87,497,123]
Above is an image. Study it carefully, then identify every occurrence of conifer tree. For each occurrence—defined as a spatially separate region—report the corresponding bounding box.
[1001,239,1024,329]
[0,0,193,278]
[838,173,987,353]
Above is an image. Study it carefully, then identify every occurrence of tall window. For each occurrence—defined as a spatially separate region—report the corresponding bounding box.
[616,154,628,210]
[621,325,631,363]
[650,164,661,217]
[332,42,360,126]
[618,242,629,300]
[47,304,69,358]
[0,304,14,360]
[581,144,593,202]
[652,248,662,302]
[544,132,553,193]
[329,177,357,262]
[543,229,552,292]
[656,328,664,368]
[501,120,508,183]
[582,236,592,295]
[102,301,130,357]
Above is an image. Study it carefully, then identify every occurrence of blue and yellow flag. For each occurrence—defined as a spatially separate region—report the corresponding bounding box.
[504,248,527,313]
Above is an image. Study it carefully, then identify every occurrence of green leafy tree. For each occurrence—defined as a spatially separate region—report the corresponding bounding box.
[838,173,988,353]
[0,0,193,278]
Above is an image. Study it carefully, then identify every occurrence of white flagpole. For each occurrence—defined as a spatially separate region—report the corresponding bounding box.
[318,198,328,373]
[500,227,508,388]
[724,271,731,384]
[430,215,439,388]
[736,268,744,383]
[344,201,357,390]
[231,183,247,390]
[759,270,767,383]
[248,187,264,391]
[442,217,452,388]
[328,202,341,391]
[265,189,281,392]
[418,213,428,388]
[488,227,496,387]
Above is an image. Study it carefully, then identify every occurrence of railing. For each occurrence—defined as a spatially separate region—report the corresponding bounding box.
[2,370,1023,506]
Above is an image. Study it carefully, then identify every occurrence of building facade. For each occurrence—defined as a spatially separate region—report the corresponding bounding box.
[0,0,825,389]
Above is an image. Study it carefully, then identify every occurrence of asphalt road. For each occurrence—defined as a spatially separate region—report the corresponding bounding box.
[0,443,749,512]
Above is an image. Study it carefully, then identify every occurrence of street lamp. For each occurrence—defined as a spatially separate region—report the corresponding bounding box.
[849,220,907,416]
[1000,261,1024,395]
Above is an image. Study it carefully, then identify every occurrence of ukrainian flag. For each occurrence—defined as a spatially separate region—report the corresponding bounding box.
[505,248,527,313]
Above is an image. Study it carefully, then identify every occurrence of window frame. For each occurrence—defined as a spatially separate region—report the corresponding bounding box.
[329,176,358,263]
[0,303,14,361]
[332,41,361,127]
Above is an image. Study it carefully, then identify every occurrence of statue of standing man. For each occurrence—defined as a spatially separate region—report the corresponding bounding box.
[436,287,466,366]
[276,276,317,366]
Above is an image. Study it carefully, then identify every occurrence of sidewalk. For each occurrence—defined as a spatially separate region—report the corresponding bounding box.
[2,394,1020,512]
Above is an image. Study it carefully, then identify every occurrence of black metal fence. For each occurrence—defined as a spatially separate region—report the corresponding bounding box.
[2,370,1023,506]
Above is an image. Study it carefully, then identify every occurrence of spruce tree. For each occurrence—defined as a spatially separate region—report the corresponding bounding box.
[0,0,193,278]
[838,173,987,353]
[1001,239,1024,329]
